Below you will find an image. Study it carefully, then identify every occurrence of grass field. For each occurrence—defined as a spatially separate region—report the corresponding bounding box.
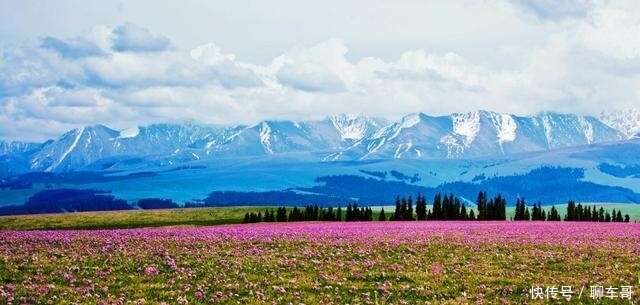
[2,205,640,303]
[1,222,639,304]
[0,207,260,230]
[1,203,639,230]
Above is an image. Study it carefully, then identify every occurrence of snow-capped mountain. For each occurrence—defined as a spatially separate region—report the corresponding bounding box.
[0,111,632,174]
[28,123,223,172]
[0,140,41,156]
[193,115,385,158]
[600,109,640,139]
[334,111,622,160]
[329,114,386,141]
[29,125,121,172]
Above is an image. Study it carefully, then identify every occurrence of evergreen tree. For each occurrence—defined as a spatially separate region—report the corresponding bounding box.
[514,198,524,221]
[496,195,507,220]
[337,206,342,221]
[393,196,401,221]
[547,206,561,221]
[625,214,630,223]
[243,212,250,223]
[598,207,605,222]
[407,196,414,220]
[576,204,584,221]
[378,208,387,221]
[460,203,468,220]
[476,191,486,220]
[399,198,407,220]
[616,210,623,222]
[524,207,530,221]
[434,193,443,220]
[468,209,476,220]
[288,207,300,222]
[565,201,576,221]
[416,194,427,220]
[453,196,462,220]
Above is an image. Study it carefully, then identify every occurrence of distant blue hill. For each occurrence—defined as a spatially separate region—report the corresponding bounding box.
[199,167,640,207]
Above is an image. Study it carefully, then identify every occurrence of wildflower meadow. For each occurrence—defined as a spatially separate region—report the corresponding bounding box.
[1,221,639,304]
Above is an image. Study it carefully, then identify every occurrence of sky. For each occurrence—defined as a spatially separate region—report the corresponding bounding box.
[1,0,640,141]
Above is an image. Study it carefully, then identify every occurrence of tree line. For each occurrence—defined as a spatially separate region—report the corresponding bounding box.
[243,191,632,224]
[564,201,629,222]
[244,204,378,223]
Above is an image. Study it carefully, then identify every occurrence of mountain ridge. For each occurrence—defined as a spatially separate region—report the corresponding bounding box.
[0,110,636,174]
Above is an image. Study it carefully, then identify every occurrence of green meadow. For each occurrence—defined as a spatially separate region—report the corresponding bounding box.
[0,203,638,230]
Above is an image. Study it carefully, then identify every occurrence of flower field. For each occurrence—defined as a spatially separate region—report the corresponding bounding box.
[1,221,639,304]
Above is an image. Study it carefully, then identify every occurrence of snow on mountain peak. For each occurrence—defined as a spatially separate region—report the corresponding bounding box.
[258,122,274,154]
[400,113,422,129]
[119,127,140,139]
[489,112,517,145]
[600,109,640,139]
[577,116,594,144]
[45,127,85,172]
[451,111,480,145]
[2,110,632,173]
[329,114,376,141]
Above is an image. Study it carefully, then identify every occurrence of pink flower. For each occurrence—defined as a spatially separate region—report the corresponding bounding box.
[430,263,444,276]
[195,290,204,300]
[144,266,159,276]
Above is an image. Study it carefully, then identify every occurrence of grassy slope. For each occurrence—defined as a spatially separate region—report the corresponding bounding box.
[1,203,639,230]
[0,207,264,230]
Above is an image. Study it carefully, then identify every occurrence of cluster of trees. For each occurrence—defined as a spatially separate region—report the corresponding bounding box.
[243,205,345,223]
[475,192,507,220]
[388,194,477,221]
[565,201,630,222]
[345,204,373,221]
[514,199,560,221]
[241,191,634,224]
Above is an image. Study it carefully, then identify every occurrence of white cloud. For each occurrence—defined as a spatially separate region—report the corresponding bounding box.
[40,36,105,58]
[510,0,593,21]
[273,39,350,92]
[111,23,171,53]
[2,1,640,142]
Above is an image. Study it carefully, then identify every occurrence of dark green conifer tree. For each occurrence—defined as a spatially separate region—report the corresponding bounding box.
[434,193,443,220]
[416,194,427,220]
[460,203,468,220]
[476,191,486,220]
[378,208,387,221]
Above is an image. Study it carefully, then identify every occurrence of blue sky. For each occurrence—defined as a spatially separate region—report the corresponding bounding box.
[1,0,640,141]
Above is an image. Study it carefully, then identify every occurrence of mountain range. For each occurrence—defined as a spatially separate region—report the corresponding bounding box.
[1,109,639,210]
[1,110,637,175]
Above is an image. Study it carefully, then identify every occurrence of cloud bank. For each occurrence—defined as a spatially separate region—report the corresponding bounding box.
[1,1,640,141]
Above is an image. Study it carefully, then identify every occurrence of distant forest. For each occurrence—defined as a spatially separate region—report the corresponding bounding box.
[1,166,640,215]
[243,192,630,223]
